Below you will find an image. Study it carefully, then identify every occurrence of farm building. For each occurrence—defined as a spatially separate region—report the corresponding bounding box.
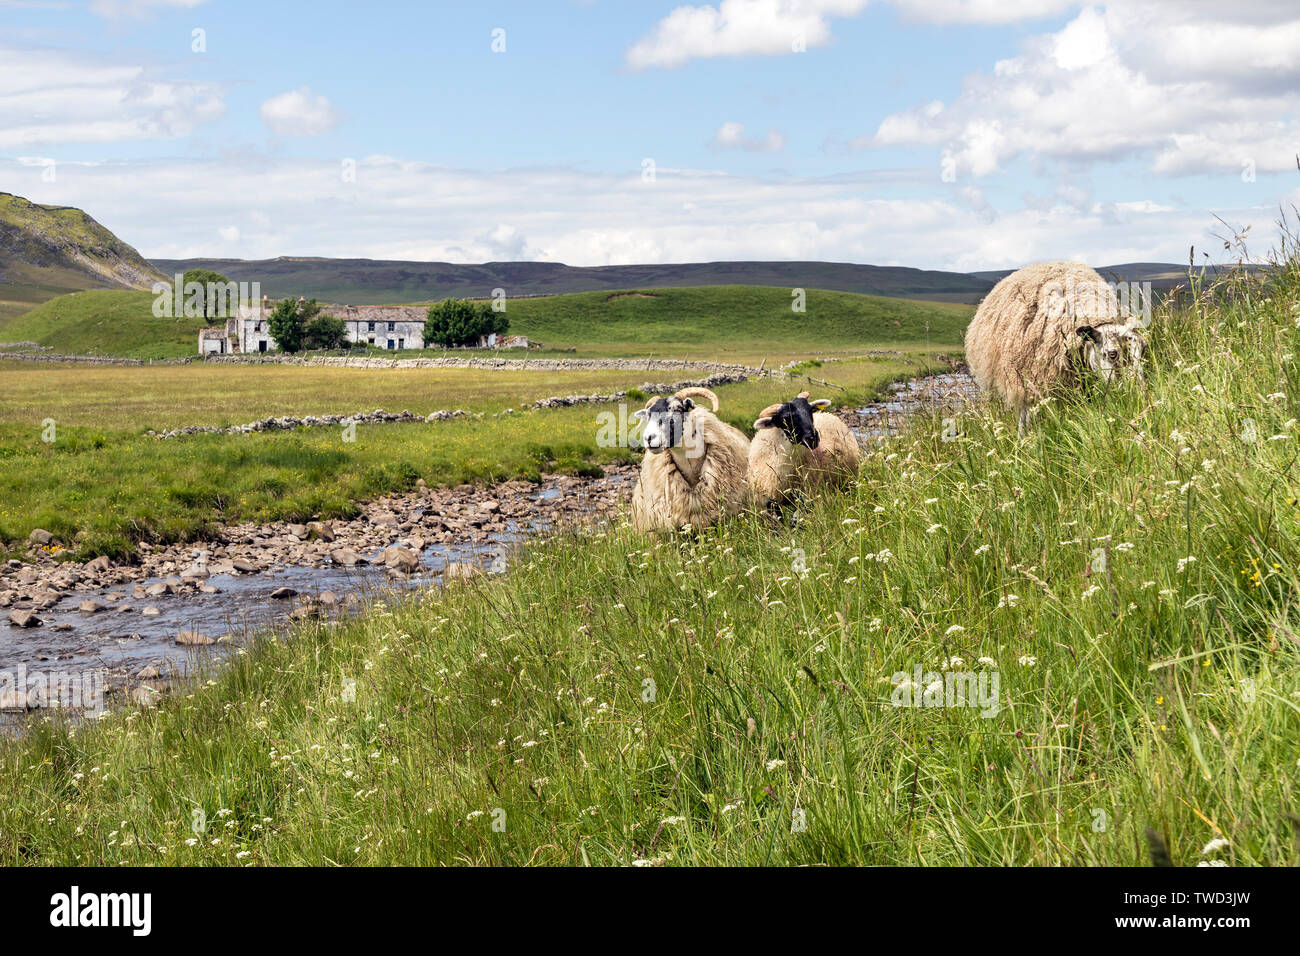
[196,298,531,354]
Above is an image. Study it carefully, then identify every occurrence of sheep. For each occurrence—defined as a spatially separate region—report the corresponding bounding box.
[964,261,1147,433]
[747,391,861,508]
[630,386,752,531]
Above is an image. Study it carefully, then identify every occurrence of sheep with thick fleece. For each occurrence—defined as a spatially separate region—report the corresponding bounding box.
[747,391,861,506]
[964,261,1147,433]
[630,387,752,531]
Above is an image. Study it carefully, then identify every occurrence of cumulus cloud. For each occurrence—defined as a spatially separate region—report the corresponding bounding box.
[3,153,1288,271]
[0,45,223,149]
[862,4,1300,177]
[259,87,340,137]
[712,121,786,151]
[627,0,869,69]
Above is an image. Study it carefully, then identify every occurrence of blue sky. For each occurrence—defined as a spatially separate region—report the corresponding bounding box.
[2,0,1297,269]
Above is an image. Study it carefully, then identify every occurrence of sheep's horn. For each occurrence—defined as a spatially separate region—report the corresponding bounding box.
[758,403,782,419]
[674,387,720,412]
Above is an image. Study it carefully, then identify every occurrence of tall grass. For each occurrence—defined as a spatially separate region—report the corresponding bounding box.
[1,255,1298,865]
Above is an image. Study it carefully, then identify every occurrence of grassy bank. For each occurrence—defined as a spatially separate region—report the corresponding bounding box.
[0,354,931,559]
[1,256,1297,865]
[2,285,969,360]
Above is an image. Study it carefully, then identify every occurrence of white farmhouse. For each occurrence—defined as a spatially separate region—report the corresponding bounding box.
[198,297,430,354]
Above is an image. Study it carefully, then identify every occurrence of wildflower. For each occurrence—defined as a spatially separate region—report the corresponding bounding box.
[235,851,251,860]
[945,625,965,636]
[765,758,786,771]
[1176,556,1197,574]
[868,618,883,632]
[1018,655,1038,667]
[661,816,687,826]
[941,656,964,670]
[1197,860,1229,867]
[926,524,944,534]
[1081,584,1101,600]
[974,544,991,555]
[977,657,996,667]
[1201,838,1229,855]
[997,594,1020,608]
[466,810,485,821]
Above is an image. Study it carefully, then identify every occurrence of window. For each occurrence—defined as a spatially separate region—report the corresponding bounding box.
[398,338,405,349]
[387,321,395,331]
[367,321,375,331]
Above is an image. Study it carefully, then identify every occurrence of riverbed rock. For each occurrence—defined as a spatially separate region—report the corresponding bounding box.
[136,665,161,679]
[28,529,53,546]
[142,606,161,617]
[175,630,214,646]
[231,558,258,573]
[307,521,335,542]
[8,609,40,628]
[330,548,364,567]
[384,546,420,573]
[270,586,298,599]
[317,590,339,608]
[85,555,112,573]
[145,581,169,597]
[78,600,104,614]
[131,685,161,708]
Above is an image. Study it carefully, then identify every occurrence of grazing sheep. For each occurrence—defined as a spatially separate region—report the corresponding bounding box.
[747,391,861,507]
[630,387,752,531]
[964,261,1147,433]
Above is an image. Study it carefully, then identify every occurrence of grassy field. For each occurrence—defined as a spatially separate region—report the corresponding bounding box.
[0,354,936,560]
[0,362,723,432]
[1,253,1296,865]
[0,285,970,360]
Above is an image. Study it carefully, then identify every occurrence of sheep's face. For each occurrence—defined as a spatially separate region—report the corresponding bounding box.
[635,396,695,454]
[1076,323,1146,383]
[754,395,830,450]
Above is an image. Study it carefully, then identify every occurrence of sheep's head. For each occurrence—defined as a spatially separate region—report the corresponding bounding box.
[1075,322,1146,382]
[634,395,697,454]
[754,392,831,450]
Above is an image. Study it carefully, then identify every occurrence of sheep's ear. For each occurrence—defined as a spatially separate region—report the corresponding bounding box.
[810,399,831,410]
[679,398,694,411]
[632,408,649,421]
[753,416,775,429]
[1076,325,1101,344]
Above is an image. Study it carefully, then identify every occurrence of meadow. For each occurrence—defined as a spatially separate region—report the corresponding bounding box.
[0,353,938,560]
[2,253,1297,866]
[0,285,970,361]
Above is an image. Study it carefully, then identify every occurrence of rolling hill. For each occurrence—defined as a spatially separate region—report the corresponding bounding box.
[152,256,999,305]
[0,192,164,329]
[4,285,972,359]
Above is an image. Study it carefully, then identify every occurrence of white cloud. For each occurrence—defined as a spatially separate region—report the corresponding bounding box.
[259,87,340,137]
[217,225,240,242]
[863,4,1300,177]
[4,153,1289,272]
[712,121,786,151]
[0,45,223,149]
[627,0,869,69]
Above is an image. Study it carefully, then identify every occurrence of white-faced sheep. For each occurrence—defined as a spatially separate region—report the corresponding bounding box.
[630,387,752,531]
[747,391,861,508]
[964,261,1147,433]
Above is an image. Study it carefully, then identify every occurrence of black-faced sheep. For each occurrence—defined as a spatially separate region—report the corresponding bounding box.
[964,261,1147,433]
[747,391,861,507]
[630,387,752,531]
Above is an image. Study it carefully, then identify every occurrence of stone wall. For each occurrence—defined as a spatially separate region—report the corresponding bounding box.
[201,354,782,377]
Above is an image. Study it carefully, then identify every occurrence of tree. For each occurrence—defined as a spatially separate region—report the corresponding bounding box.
[182,268,236,324]
[268,297,322,353]
[303,314,348,350]
[424,298,501,348]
